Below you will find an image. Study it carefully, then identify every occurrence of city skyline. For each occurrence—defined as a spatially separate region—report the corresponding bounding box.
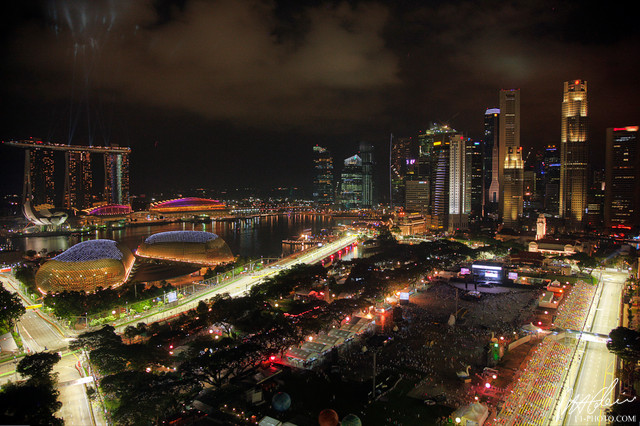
[1,1,639,197]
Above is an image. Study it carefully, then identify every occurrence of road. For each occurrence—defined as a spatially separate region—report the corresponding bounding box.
[1,275,101,426]
[0,233,360,424]
[559,270,625,426]
[115,233,360,330]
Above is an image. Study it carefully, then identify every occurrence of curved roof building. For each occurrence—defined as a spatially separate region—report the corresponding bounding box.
[23,200,68,227]
[136,231,234,265]
[83,204,132,216]
[149,197,227,217]
[35,239,135,293]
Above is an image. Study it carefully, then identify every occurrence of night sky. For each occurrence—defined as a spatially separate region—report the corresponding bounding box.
[1,0,638,198]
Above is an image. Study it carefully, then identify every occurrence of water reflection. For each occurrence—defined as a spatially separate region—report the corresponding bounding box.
[12,214,339,259]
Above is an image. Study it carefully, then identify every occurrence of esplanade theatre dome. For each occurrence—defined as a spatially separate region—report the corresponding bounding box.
[136,231,234,265]
[35,240,135,293]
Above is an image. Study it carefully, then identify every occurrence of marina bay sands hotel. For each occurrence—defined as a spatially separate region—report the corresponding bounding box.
[4,139,130,210]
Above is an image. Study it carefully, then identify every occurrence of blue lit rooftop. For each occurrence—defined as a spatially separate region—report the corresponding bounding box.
[53,239,125,262]
[144,231,219,245]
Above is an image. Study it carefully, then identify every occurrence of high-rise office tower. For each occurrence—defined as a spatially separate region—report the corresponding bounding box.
[498,89,523,226]
[431,138,450,230]
[104,152,129,205]
[605,126,640,227]
[560,80,588,228]
[542,145,561,215]
[502,147,524,228]
[484,108,500,214]
[417,125,457,176]
[340,154,363,209]
[312,145,334,206]
[416,124,458,227]
[448,136,472,230]
[29,148,56,206]
[405,180,429,213]
[64,150,92,209]
[469,140,483,218]
[523,169,536,210]
[586,168,605,228]
[390,136,417,208]
[359,142,374,208]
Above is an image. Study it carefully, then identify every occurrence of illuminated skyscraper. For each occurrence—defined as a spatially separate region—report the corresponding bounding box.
[405,180,428,212]
[542,145,561,215]
[312,145,334,206]
[448,135,472,230]
[498,89,523,227]
[503,147,524,227]
[340,154,363,209]
[469,140,483,218]
[390,136,417,208]
[430,139,450,230]
[484,108,500,214]
[415,124,458,229]
[29,148,56,206]
[605,126,640,227]
[359,142,374,208]
[560,80,588,228]
[64,150,92,209]
[104,152,130,205]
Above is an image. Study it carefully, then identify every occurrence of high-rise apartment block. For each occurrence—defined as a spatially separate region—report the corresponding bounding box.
[560,80,588,228]
[498,89,523,227]
[605,126,640,227]
[312,145,334,206]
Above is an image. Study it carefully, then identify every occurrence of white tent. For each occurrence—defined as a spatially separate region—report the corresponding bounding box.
[451,403,489,426]
[521,323,541,333]
[259,416,282,426]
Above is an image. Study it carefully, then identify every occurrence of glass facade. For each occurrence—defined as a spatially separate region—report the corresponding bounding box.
[605,126,640,227]
[312,145,334,206]
[340,154,363,209]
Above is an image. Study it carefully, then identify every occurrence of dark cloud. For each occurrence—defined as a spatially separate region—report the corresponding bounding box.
[1,0,639,195]
[7,0,399,131]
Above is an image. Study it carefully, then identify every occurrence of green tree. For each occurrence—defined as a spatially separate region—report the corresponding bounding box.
[0,381,63,425]
[17,351,61,383]
[13,266,37,294]
[0,286,25,332]
[568,252,599,272]
[101,371,200,425]
[607,327,640,361]
[1,351,63,425]
[70,325,122,351]
[123,324,137,340]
